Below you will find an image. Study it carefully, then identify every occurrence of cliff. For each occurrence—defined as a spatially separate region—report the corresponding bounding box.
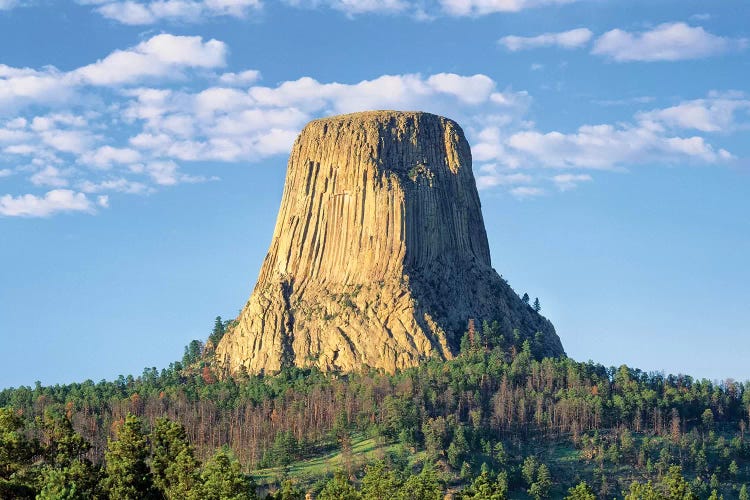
[215,111,564,374]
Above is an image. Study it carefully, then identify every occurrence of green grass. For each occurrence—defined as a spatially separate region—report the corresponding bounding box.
[251,435,406,485]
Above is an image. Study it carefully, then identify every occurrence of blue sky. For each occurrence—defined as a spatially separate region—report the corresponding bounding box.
[1,0,748,387]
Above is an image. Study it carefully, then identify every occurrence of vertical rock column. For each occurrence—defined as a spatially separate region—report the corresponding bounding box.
[216,111,564,375]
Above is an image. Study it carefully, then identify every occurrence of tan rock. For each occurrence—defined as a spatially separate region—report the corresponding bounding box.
[216,111,564,375]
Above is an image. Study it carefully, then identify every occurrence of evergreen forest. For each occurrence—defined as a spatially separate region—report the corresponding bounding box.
[2,318,750,499]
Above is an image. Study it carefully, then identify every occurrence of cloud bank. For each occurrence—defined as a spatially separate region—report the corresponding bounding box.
[0,33,742,216]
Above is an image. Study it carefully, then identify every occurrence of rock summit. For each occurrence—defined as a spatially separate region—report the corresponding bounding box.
[216,111,564,374]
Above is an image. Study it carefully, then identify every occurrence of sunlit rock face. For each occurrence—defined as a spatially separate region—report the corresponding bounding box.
[216,111,564,375]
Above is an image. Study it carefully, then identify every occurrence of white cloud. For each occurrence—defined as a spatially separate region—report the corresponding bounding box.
[144,160,212,185]
[426,73,495,104]
[0,30,744,216]
[97,195,109,207]
[471,92,739,189]
[0,168,13,177]
[40,129,94,154]
[80,146,142,168]
[592,22,743,62]
[245,73,509,115]
[0,34,227,117]
[93,0,262,25]
[217,70,261,86]
[79,178,153,194]
[119,72,525,164]
[285,0,409,15]
[80,0,592,22]
[72,34,227,86]
[552,173,592,191]
[30,166,71,187]
[637,93,750,132]
[0,189,97,217]
[0,65,74,111]
[146,160,181,185]
[439,0,576,16]
[499,28,593,51]
[505,123,727,170]
[476,165,532,189]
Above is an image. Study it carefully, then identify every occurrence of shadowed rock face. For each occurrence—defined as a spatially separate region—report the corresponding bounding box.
[216,111,564,375]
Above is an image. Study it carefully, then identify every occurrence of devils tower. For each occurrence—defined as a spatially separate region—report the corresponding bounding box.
[216,111,564,375]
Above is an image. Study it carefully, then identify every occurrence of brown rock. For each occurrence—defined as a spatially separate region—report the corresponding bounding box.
[216,110,564,375]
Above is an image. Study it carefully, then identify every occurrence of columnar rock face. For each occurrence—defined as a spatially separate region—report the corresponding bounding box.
[216,111,564,375]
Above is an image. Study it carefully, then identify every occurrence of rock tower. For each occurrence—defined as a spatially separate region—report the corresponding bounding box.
[216,111,564,375]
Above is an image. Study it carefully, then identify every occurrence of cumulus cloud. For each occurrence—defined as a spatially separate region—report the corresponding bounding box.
[636,92,750,132]
[0,34,226,117]
[0,32,743,216]
[90,0,262,25]
[470,91,739,191]
[118,72,526,164]
[476,165,532,189]
[0,65,74,111]
[592,22,744,62]
[499,28,593,51]
[218,70,261,86]
[0,189,97,217]
[78,0,590,22]
[72,34,227,86]
[30,166,71,187]
[505,123,729,169]
[79,146,142,168]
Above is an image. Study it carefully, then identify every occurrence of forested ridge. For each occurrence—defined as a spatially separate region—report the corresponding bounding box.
[2,318,750,499]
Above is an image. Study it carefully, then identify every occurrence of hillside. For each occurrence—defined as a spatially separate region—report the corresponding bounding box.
[2,322,749,499]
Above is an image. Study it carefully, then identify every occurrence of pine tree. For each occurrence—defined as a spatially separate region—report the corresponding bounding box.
[447,426,469,469]
[37,412,102,499]
[662,466,697,500]
[209,316,226,346]
[533,297,541,312]
[0,407,40,498]
[463,463,506,499]
[739,484,748,500]
[522,293,530,304]
[528,464,552,500]
[318,471,361,500]
[151,418,200,499]
[271,480,304,500]
[182,340,204,366]
[521,456,538,486]
[564,481,595,500]
[103,414,158,500]
[494,471,509,499]
[398,463,442,500]
[361,461,399,500]
[198,447,257,500]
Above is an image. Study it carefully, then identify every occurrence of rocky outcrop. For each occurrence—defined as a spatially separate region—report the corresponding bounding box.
[216,111,564,375]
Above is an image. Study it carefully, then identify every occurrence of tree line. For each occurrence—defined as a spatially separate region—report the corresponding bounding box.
[2,318,750,497]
